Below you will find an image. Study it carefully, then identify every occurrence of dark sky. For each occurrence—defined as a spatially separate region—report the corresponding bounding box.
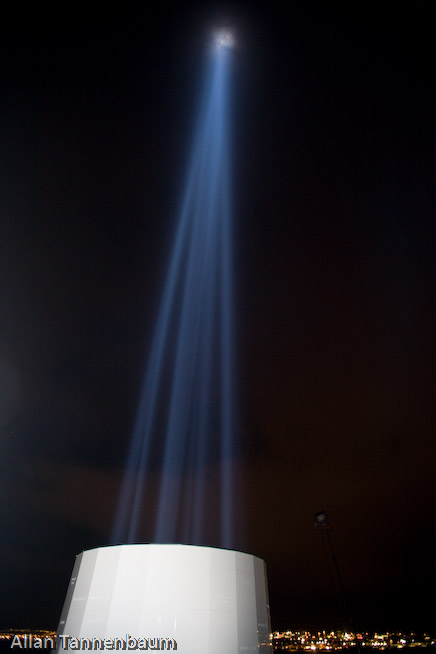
[1,1,435,634]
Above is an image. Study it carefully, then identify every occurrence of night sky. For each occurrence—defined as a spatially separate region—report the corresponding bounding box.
[1,1,435,634]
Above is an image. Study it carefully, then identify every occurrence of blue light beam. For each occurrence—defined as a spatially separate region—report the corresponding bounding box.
[111,42,237,549]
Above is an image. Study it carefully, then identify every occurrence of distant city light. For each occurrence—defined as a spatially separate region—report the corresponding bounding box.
[270,630,436,652]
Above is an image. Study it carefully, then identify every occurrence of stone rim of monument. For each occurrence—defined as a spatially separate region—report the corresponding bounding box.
[57,543,272,653]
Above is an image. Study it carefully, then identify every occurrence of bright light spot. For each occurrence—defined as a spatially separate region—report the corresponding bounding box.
[213,29,235,50]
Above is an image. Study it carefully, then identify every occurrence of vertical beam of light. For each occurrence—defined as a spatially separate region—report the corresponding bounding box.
[111,39,236,549]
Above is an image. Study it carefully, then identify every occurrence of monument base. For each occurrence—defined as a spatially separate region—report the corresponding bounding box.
[57,544,272,653]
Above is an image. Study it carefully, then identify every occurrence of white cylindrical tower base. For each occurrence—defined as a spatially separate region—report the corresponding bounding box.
[57,544,272,653]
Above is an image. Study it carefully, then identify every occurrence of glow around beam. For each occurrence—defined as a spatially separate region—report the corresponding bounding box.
[213,29,235,50]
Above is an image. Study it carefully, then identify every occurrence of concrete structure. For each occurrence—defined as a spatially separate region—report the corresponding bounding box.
[57,544,272,653]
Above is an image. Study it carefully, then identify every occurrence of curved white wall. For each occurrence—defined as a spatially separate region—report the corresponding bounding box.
[57,544,272,653]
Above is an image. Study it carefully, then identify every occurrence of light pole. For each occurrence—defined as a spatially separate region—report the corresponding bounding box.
[314,511,361,652]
